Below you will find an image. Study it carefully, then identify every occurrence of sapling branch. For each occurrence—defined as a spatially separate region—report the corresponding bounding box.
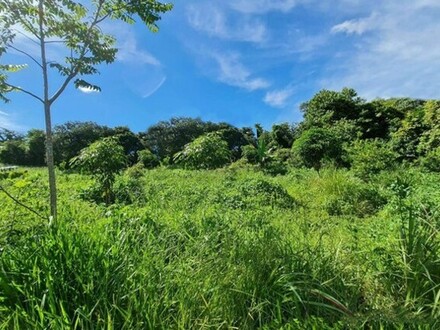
[3,82,44,103]
[11,28,40,45]
[0,184,46,220]
[49,0,106,104]
[6,44,42,68]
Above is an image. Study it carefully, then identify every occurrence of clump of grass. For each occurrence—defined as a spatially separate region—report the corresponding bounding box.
[379,174,440,318]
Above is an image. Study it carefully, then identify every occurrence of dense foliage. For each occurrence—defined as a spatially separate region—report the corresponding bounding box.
[2,88,439,174]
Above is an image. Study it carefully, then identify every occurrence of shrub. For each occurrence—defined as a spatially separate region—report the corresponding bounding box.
[324,184,387,217]
[420,147,440,172]
[241,144,259,164]
[291,128,343,171]
[137,149,160,169]
[383,178,440,315]
[0,140,27,165]
[262,159,288,176]
[236,178,297,209]
[113,173,146,205]
[347,139,398,179]
[173,132,231,169]
[70,137,126,204]
[313,170,387,217]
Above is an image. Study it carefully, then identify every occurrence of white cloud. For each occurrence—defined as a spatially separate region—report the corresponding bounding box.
[114,26,161,66]
[121,64,167,98]
[211,52,270,91]
[101,21,166,98]
[186,4,267,43]
[331,13,377,35]
[325,2,440,99]
[116,40,161,67]
[0,110,25,131]
[264,86,295,108]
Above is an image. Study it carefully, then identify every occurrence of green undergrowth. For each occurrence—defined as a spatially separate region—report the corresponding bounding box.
[0,166,439,328]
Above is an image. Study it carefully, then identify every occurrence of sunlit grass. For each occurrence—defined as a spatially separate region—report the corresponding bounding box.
[0,166,439,328]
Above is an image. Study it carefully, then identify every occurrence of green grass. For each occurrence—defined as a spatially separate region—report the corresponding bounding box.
[0,166,439,328]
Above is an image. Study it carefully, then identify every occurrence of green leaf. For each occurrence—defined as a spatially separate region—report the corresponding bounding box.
[0,64,28,72]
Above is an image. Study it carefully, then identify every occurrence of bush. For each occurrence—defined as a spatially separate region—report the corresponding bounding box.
[113,173,146,205]
[420,147,440,172]
[262,159,288,176]
[214,179,298,209]
[137,149,160,169]
[241,144,259,164]
[0,140,27,165]
[347,139,398,179]
[291,128,343,171]
[70,137,127,204]
[312,170,387,217]
[173,132,231,169]
[324,184,387,217]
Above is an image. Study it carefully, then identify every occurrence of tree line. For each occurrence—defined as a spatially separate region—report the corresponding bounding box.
[1,87,440,174]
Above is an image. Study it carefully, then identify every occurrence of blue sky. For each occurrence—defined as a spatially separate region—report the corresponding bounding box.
[2,0,440,133]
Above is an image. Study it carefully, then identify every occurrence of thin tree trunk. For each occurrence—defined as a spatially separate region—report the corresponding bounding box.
[44,102,57,220]
[39,0,57,220]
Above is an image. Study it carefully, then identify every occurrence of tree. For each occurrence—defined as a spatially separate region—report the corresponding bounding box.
[418,100,440,155]
[356,100,402,139]
[0,139,27,165]
[0,0,172,220]
[173,132,231,170]
[137,148,160,168]
[346,139,397,179]
[300,88,363,128]
[291,128,343,171]
[26,129,46,166]
[242,124,277,166]
[271,122,296,148]
[217,126,253,161]
[70,137,126,205]
[111,126,144,165]
[390,106,427,161]
[53,121,113,166]
[0,127,22,142]
[141,117,213,161]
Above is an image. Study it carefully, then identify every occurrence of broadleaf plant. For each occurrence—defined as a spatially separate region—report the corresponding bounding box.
[0,0,172,220]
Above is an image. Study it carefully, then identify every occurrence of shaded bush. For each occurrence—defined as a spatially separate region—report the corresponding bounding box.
[324,184,387,217]
[292,128,343,171]
[113,169,146,205]
[420,147,440,172]
[137,149,160,169]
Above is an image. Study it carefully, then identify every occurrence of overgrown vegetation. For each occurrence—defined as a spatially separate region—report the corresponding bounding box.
[0,166,439,328]
[1,88,440,328]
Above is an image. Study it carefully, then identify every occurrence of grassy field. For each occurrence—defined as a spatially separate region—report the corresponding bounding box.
[0,166,439,329]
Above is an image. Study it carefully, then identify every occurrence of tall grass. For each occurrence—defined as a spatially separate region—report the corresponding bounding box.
[0,213,360,328]
[389,175,440,316]
[1,167,440,328]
